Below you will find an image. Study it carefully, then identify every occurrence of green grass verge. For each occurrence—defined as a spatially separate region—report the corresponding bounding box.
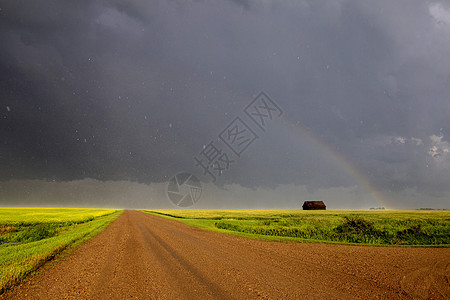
[0,208,123,294]
[143,210,450,247]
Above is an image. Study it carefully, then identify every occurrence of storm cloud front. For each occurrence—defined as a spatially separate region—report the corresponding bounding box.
[1,0,449,209]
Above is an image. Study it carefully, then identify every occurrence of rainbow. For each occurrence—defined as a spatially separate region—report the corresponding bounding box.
[280,115,390,209]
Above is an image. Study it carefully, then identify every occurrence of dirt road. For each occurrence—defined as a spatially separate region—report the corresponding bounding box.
[4,210,449,299]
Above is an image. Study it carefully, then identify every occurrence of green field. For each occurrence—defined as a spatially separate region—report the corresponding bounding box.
[145,210,450,247]
[0,208,123,293]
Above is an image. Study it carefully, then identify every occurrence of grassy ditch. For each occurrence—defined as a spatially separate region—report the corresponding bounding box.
[0,208,123,294]
[144,210,450,246]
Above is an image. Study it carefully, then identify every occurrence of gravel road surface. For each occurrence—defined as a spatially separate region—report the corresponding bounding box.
[3,210,449,299]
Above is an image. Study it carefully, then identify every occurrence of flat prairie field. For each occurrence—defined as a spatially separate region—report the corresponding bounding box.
[146,210,450,246]
[0,208,123,293]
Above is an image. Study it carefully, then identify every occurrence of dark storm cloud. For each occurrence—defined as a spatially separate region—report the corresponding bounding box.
[1,0,450,207]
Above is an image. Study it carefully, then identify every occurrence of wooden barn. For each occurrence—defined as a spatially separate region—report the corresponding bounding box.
[302,201,326,210]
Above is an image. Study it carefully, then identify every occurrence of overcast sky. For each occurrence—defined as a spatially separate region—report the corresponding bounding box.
[1,0,449,209]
